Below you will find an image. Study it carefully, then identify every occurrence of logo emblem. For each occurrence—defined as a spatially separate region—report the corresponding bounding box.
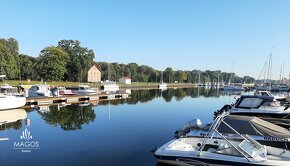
[20,129,33,140]
[13,128,40,153]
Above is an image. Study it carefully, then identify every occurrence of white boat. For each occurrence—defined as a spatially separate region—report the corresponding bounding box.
[0,84,22,96]
[176,114,290,149]
[68,85,97,95]
[256,85,272,91]
[254,90,286,101]
[271,84,290,92]
[101,62,120,92]
[158,82,168,89]
[101,81,119,92]
[158,71,168,89]
[218,95,290,119]
[155,113,290,166]
[51,87,75,96]
[223,84,245,91]
[28,84,52,97]
[0,95,26,110]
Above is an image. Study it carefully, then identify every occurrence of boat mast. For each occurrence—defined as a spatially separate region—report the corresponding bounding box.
[198,72,201,85]
[108,62,110,81]
[266,52,272,88]
[161,71,164,84]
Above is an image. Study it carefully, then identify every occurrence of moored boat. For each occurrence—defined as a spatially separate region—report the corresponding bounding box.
[222,84,245,91]
[0,95,26,110]
[176,114,290,149]
[155,113,290,166]
[68,85,97,95]
[222,95,290,119]
[101,81,119,92]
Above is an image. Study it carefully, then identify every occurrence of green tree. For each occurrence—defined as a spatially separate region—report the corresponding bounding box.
[0,38,19,79]
[175,70,187,83]
[58,40,95,82]
[19,54,37,80]
[163,67,174,83]
[35,46,69,81]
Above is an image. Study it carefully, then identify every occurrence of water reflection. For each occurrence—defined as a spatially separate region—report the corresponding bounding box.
[0,108,27,130]
[38,105,96,130]
[0,88,241,132]
[100,87,230,105]
[0,87,267,166]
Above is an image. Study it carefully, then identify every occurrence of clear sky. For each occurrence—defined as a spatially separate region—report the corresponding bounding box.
[1,0,290,79]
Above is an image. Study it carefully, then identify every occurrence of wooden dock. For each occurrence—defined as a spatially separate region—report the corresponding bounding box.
[25,93,130,107]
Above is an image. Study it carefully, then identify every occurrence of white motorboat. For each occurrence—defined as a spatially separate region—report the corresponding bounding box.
[28,84,52,97]
[155,113,290,166]
[176,114,290,150]
[254,90,286,101]
[0,95,26,110]
[0,84,22,96]
[68,85,97,95]
[224,95,290,118]
[51,87,75,96]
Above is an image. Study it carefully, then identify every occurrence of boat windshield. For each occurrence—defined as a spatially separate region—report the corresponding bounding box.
[239,140,258,157]
[237,98,263,108]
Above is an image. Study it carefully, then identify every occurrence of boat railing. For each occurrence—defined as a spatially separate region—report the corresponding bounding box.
[198,112,227,154]
[198,111,267,163]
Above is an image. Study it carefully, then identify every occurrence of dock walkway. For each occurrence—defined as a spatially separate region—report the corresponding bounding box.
[25,93,129,107]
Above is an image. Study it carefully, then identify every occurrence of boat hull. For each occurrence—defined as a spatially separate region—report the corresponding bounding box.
[156,155,263,166]
[0,96,26,110]
[230,112,290,119]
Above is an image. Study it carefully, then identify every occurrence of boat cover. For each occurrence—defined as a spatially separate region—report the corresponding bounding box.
[218,115,290,138]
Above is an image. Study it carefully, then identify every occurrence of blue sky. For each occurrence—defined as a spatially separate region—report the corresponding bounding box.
[1,0,290,79]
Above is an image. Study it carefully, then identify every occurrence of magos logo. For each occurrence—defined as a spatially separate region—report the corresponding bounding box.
[13,129,40,152]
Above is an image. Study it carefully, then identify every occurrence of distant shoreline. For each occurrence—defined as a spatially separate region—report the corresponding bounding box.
[2,80,256,89]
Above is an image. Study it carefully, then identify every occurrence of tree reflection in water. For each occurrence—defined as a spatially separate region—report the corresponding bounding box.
[0,120,23,131]
[100,87,223,106]
[39,105,96,130]
[38,87,228,130]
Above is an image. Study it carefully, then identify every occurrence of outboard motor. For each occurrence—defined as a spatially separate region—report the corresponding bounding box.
[179,118,203,136]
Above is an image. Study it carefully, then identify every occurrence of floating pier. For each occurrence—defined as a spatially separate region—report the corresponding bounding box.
[25,93,130,107]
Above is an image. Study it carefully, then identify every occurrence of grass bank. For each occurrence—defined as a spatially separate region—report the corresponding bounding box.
[2,80,196,89]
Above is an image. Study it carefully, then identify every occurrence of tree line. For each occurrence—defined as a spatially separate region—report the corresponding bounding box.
[0,38,255,84]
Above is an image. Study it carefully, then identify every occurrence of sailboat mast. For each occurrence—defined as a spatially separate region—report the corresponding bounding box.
[269,53,272,87]
[161,71,164,83]
[108,62,110,81]
[198,72,201,84]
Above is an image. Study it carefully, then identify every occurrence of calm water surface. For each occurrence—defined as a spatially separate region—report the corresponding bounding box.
[0,88,239,166]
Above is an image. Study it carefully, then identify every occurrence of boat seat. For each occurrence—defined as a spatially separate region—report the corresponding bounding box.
[203,144,219,151]
[215,147,243,157]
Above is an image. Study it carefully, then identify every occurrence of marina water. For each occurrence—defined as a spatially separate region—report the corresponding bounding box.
[0,88,244,166]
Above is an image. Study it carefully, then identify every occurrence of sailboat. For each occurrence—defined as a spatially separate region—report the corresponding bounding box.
[158,71,167,89]
[222,58,244,91]
[256,53,273,91]
[101,62,119,92]
[222,74,244,91]
[271,63,290,92]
